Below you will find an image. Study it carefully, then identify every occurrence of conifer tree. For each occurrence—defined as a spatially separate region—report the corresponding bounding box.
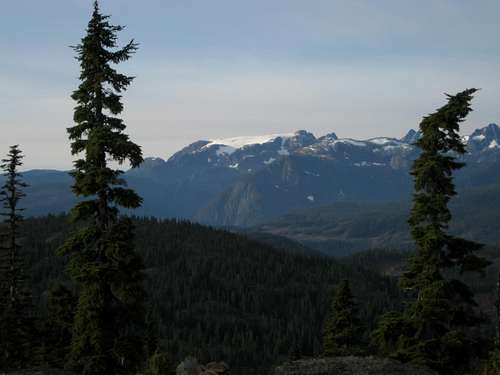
[0,145,32,369]
[482,272,500,374]
[142,350,171,375]
[41,283,76,368]
[374,89,490,374]
[59,2,146,374]
[323,280,361,356]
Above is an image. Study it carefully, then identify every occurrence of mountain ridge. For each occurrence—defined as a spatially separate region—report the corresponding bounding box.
[5,124,500,231]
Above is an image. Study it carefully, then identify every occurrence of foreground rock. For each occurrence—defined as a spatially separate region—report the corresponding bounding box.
[273,356,439,375]
[2,370,73,375]
[176,357,230,375]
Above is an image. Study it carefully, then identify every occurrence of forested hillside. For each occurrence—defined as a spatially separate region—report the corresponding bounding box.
[252,181,500,255]
[19,215,402,375]
[342,247,500,316]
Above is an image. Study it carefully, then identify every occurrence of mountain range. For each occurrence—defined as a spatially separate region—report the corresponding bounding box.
[8,123,500,252]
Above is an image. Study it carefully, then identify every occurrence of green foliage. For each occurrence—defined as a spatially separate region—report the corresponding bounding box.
[482,349,500,375]
[61,2,145,374]
[323,280,362,356]
[482,273,500,375]
[39,283,76,368]
[19,215,402,375]
[0,145,33,369]
[375,89,491,374]
[141,351,172,375]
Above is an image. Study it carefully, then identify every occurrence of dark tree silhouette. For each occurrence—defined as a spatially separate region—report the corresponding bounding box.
[59,2,146,374]
[374,89,490,374]
[323,279,361,356]
[0,145,32,369]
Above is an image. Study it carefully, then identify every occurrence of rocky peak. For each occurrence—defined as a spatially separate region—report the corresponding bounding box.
[470,123,500,141]
[168,140,211,163]
[283,130,317,150]
[400,129,420,144]
[468,123,500,152]
[140,157,167,168]
[319,132,338,141]
[484,123,500,135]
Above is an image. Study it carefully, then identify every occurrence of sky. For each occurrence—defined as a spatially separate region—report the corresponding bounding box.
[1,0,500,170]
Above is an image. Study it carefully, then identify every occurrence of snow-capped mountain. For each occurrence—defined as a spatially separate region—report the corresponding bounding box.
[465,123,500,159]
[160,123,500,225]
[168,130,317,173]
[164,123,499,178]
[10,123,500,226]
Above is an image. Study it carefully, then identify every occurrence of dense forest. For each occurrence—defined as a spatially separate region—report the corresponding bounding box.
[18,214,402,374]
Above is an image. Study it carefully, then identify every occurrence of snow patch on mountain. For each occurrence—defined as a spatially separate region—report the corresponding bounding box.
[383,144,411,151]
[354,161,386,167]
[204,133,295,155]
[215,145,237,156]
[368,137,399,145]
[304,171,320,177]
[277,146,290,156]
[333,139,367,147]
[472,134,486,141]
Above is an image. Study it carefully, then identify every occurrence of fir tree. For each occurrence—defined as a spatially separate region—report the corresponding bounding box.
[323,280,361,356]
[374,89,490,374]
[41,283,76,368]
[0,145,32,369]
[142,350,171,375]
[59,2,146,374]
[482,272,500,374]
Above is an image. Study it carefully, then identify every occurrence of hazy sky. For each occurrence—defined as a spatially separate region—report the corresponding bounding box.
[1,0,500,170]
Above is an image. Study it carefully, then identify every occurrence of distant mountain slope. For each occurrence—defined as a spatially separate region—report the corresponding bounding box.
[251,182,500,256]
[195,155,414,226]
[18,170,74,216]
[194,125,500,226]
[8,124,500,227]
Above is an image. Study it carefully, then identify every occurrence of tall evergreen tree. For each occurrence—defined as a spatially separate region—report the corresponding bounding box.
[0,145,32,369]
[482,272,500,374]
[374,89,490,374]
[41,283,76,368]
[59,2,146,374]
[323,280,361,357]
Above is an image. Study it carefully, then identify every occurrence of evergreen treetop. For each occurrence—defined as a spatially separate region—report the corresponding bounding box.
[403,88,489,292]
[68,0,143,225]
[374,89,491,374]
[0,145,27,246]
[0,145,32,369]
[323,279,362,357]
[60,2,146,374]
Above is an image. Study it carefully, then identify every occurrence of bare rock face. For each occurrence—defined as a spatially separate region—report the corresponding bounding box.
[273,356,439,375]
[177,357,203,375]
[176,357,230,375]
